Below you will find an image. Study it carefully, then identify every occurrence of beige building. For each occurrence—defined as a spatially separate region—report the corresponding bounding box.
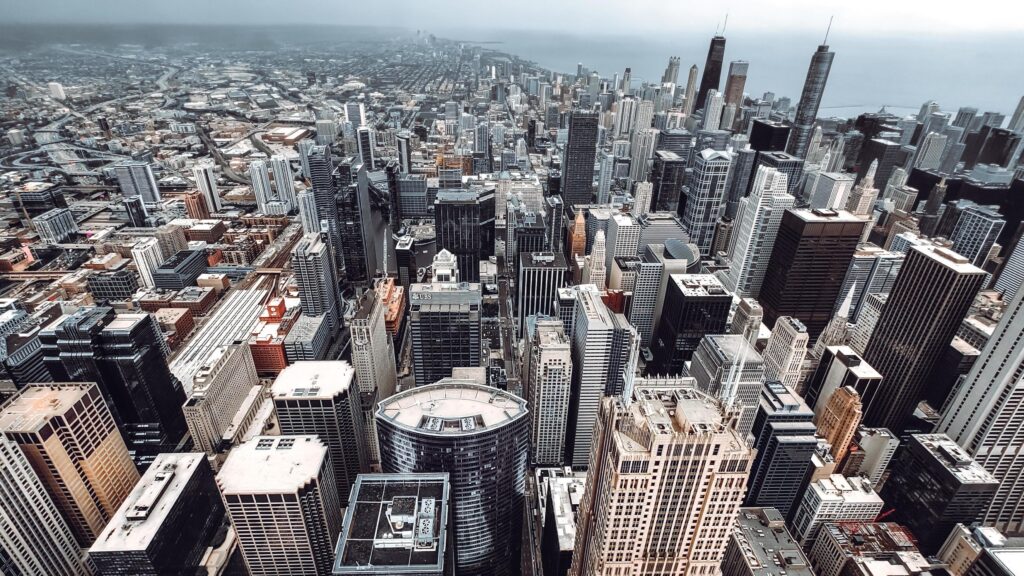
[0,382,139,546]
[816,386,863,462]
[569,387,753,576]
[183,343,260,455]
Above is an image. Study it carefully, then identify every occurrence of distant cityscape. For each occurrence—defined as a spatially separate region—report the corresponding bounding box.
[1,19,1024,576]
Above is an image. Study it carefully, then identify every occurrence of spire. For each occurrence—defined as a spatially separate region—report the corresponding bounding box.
[837,282,857,319]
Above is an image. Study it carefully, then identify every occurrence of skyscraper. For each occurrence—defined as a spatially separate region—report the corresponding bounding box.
[217,435,342,576]
[114,160,161,204]
[949,204,1005,267]
[805,346,883,419]
[349,286,398,465]
[681,148,731,254]
[563,110,599,208]
[569,387,752,576]
[357,125,376,168]
[183,343,260,455]
[723,60,749,106]
[292,232,341,332]
[790,475,884,547]
[191,162,221,213]
[863,245,986,430]
[759,209,866,340]
[377,380,529,576]
[306,145,345,274]
[409,280,482,387]
[518,252,568,331]
[435,190,484,282]
[816,386,862,462]
[271,361,368,502]
[696,35,727,112]
[683,64,699,115]
[0,382,139,546]
[523,316,573,466]
[787,44,836,159]
[761,316,810,388]
[649,273,732,374]
[688,334,766,436]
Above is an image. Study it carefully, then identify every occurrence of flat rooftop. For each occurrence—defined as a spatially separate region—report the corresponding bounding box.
[333,473,449,574]
[91,453,205,553]
[271,361,355,399]
[217,435,327,494]
[0,383,94,433]
[913,434,999,485]
[733,508,812,576]
[377,380,527,435]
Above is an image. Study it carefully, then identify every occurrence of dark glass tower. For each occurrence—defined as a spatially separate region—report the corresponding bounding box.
[649,274,732,375]
[562,110,599,209]
[435,190,483,282]
[695,35,726,112]
[377,380,529,576]
[307,145,345,275]
[787,44,835,159]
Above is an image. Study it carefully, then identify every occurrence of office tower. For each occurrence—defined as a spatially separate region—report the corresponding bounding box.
[546,195,565,253]
[863,245,986,429]
[292,232,340,332]
[746,381,818,516]
[805,346,883,418]
[605,212,641,271]
[518,252,568,331]
[569,387,752,576]
[297,138,315,179]
[182,343,259,454]
[720,166,795,297]
[696,35,727,112]
[336,178,372,285]
[0,435,88,576]
[563,110,599,208]
[759,209,866,340]
[307,145,344,273]
[357,126,376,168]
[816,386,862,462]
[681,148,731,254]
[915,131,949,171]
[756,151,804,197]
[524,316,573,466]
[688,334,766,435]
[217,435,341,576]
[583,229,608,289]
[662,55,681,84]
[315,118,337,145]
[702,89,725,130]
[939,286,1024,534]
[377,380,529,576]
[87,268,140,302]
[858,138,902,189]
[332,473,449,576]
[750,119,792,152]
[569,209,586,258]
[651,149,687,212]
[48,80,66,100]
[41,309,187,464]
[790,475,884,547]
[634,182,655,217]
[835,244,903,323]
[409,280,482,387]
[151,249,205,290]
[626,245,664,348]
[35,207,78,243]
[995,232,1024,302]
[787,44,835,158]
[350,287,398,464]
[272,362,368,502]
[435,190,483,282]
[683,64,699,115]
[344,100,366,127]
[0,383,139,546]
[731,297,764,345]
[130,237,163,289]
[114,160,161,204]
[803,171,853,210]
[123,193,150,226]
[809,522,931,576]
[762,317,810,387]
[878,434,998,554]
[722,508,813,576]
[270,154,295,208]
[191,163,221,213]
[950,204,1005,267]
[182,189,208,219]
[844,428,900,487]
[567,288,638,467]
[89,453,225,575]
[296,189,319,234]
[650,274,731,374]
[723,60,749,106]
[628,127,659,185]
[615,97,639,138]
[845,160,879,216]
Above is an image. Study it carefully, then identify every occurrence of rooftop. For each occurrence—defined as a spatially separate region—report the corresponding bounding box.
[0,383,93,433]
[333,473,449,574]
[732,508,813,576]
[272,361,355,399]
[912,433,999,485]
[90,453,205,553]
[217,435,327,494]
[546,474,586,551]
[670,273,729,297]
[377,380,527,435]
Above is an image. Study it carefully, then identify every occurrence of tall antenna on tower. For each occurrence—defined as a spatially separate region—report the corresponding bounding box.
[824,15,834,45]
[723,12,729,35]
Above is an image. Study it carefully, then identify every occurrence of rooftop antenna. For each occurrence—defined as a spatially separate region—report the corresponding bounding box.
[723,12,729,35]
[824,15,834,45]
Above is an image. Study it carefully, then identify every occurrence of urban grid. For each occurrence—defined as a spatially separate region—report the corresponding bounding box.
[2,6,1024,576]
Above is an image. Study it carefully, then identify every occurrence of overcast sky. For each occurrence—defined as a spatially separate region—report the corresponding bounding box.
[3,0,1023,35]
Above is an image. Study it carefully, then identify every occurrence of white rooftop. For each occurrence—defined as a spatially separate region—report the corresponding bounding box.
[377,380,527,435]
[271,361,355,399]
[217,435,327,494]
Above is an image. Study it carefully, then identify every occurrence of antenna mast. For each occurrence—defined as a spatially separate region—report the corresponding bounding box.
[824,16,834,45]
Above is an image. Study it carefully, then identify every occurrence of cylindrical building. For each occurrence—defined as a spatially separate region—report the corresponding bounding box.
[376,380,529,576]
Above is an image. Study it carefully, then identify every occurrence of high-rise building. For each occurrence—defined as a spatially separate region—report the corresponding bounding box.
[722,508,813,576]
[862,245,986,430]
[35,207,78,244]
[649,273,732,374]
[567,288,638,466]
[130,237,164,289]
[805,346,883,420]
[651,150,688,212]
[816,386,862,462]
[0,435,88,576]
[217,435,342,576]
[834,244,903,323]
[719,166,795,297]
[628,127,659,186]
[756,151,805,198]
[731,297,764,345]
[292,232,340,332]
[746,381,818,516]
[787,44,836,159]
[808,522,929,576]
[307,145,345,273]
[270,154,296,210]
[879,434,998,554]
[114,161,161,204]
[357,126,376,168]
[844,160,879,216]
[950,204,1005,267]
[518,252,568,331]
[804,171,854,210]
[702,89,725,131]
[331,473,450,576]
[409,280,482,387]
[377,380,529,576]
[939,287,1024,534]
[569,387,752,576]
[759,209,866,340]
[762,317,810,388]
[681,148,732,254]
[696,35,727,112]
[435,190,484,282]
[790,475,884,547]
[563,110,599,208]
[350,286,398,465]
[0,383,139,546]
[750,119,792,153]
[271,361,368,502]
[182,343,259,455]
[723,60,749,106]
[89,453,226,575]
[688,334,766,436]
[191,163,221,213]
[523,316,573,466]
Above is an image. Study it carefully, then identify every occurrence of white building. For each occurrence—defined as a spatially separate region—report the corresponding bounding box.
[182,344,260,455]
[790,475,884,547]
[524,317,573,466]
